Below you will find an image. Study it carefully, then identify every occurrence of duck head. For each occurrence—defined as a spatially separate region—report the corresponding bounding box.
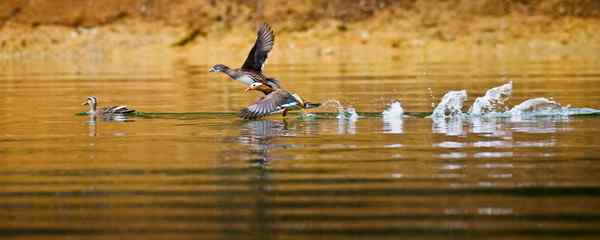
[245,82,274,94]
[82,96,98,112]
[208,64,230,73]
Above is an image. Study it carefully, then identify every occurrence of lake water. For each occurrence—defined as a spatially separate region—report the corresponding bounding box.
[1,58,600,239]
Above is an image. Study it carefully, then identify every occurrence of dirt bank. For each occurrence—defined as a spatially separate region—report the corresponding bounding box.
[0,0,599,71]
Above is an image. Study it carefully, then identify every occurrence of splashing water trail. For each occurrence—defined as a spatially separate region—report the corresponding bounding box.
[463,82,600,118]
[507,97,564,116]
[469,81,513,116]
[321,99,345,113]
[431,90,467,118]
[427,88,436,108]
[341,107,359,121]
[320,99,359,120]
[382,101,405,119]
[382,101,405,134]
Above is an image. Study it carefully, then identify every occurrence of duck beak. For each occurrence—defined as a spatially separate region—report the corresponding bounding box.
[82,101,89,106]
[244,86,252,92]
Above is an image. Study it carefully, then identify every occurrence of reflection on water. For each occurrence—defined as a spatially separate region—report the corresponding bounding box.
[431,115,574,137]
[337,117,357,135]
[510,116,571,134]
[471,117,509,137]
[238,120,291,164]
[1,60,600,239]
[86,114,134,137]
[432,116,465,136]
[382,115,404,134]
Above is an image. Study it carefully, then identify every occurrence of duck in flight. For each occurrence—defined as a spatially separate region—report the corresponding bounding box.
[82,96,135,116]
[208,23,280,91]
[240,82,320,119]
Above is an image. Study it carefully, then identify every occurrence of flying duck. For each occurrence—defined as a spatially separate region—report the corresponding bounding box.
[208,23,280,91]
[239,82,320,119]
[82,96,135,116]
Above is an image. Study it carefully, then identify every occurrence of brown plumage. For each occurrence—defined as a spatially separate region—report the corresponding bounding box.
[239,83,321,120]
[82,96,135,116]
[209,23,280,90]
[242,23,275,72]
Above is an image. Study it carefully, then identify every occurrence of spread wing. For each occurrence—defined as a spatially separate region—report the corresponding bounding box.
[240,90,299,119]
[241,23,275,72]
[103,105,135,114]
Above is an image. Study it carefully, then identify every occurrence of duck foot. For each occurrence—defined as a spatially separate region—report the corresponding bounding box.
[282,109,288,117]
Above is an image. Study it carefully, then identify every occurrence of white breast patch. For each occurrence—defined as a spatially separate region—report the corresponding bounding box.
[236,76,255,86]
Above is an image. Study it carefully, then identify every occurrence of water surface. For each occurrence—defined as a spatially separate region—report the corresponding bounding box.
[1,59,600,239]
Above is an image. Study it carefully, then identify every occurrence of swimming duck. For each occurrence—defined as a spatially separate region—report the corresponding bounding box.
[208,23,280,91]
[239,82,320,119]
[82,96,135,115]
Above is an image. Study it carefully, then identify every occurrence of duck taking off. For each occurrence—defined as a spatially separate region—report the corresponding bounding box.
[239,82,320,120]
[82,96,135,116]
[208,23,280,91]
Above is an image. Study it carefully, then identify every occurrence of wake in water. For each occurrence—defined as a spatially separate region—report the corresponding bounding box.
[424,81,600,119]
[469,81,512,116]
[91,83,598,122]
[431,90,468,118]
[320,99,359,120]
[382,101,405,134]
[374,81,600,135]
[382,101,404,119]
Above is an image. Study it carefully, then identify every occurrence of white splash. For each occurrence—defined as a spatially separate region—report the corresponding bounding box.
[320,99,359,120]
[431,90,468,118]
[382,101,404,119]
[321,99,344,111]
[507,97,563,116]
[336,106,358,134]
[340,107,359,121]
[383,101,405,134]
[469,81,512,116]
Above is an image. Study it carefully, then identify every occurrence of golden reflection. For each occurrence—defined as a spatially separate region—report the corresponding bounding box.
[1,58,600,239]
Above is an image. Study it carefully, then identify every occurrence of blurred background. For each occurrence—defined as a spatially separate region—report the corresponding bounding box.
[0,0,599,75]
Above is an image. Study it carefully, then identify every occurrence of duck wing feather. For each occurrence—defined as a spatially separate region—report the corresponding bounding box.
[103,105,135,114]
[241,23,275,72]
[240,90,299,119]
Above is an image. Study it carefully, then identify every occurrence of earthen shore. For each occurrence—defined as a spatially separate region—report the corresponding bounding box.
[1,0,598,72]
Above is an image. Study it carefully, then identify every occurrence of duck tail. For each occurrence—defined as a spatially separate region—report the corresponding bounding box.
[304,102,321,109]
